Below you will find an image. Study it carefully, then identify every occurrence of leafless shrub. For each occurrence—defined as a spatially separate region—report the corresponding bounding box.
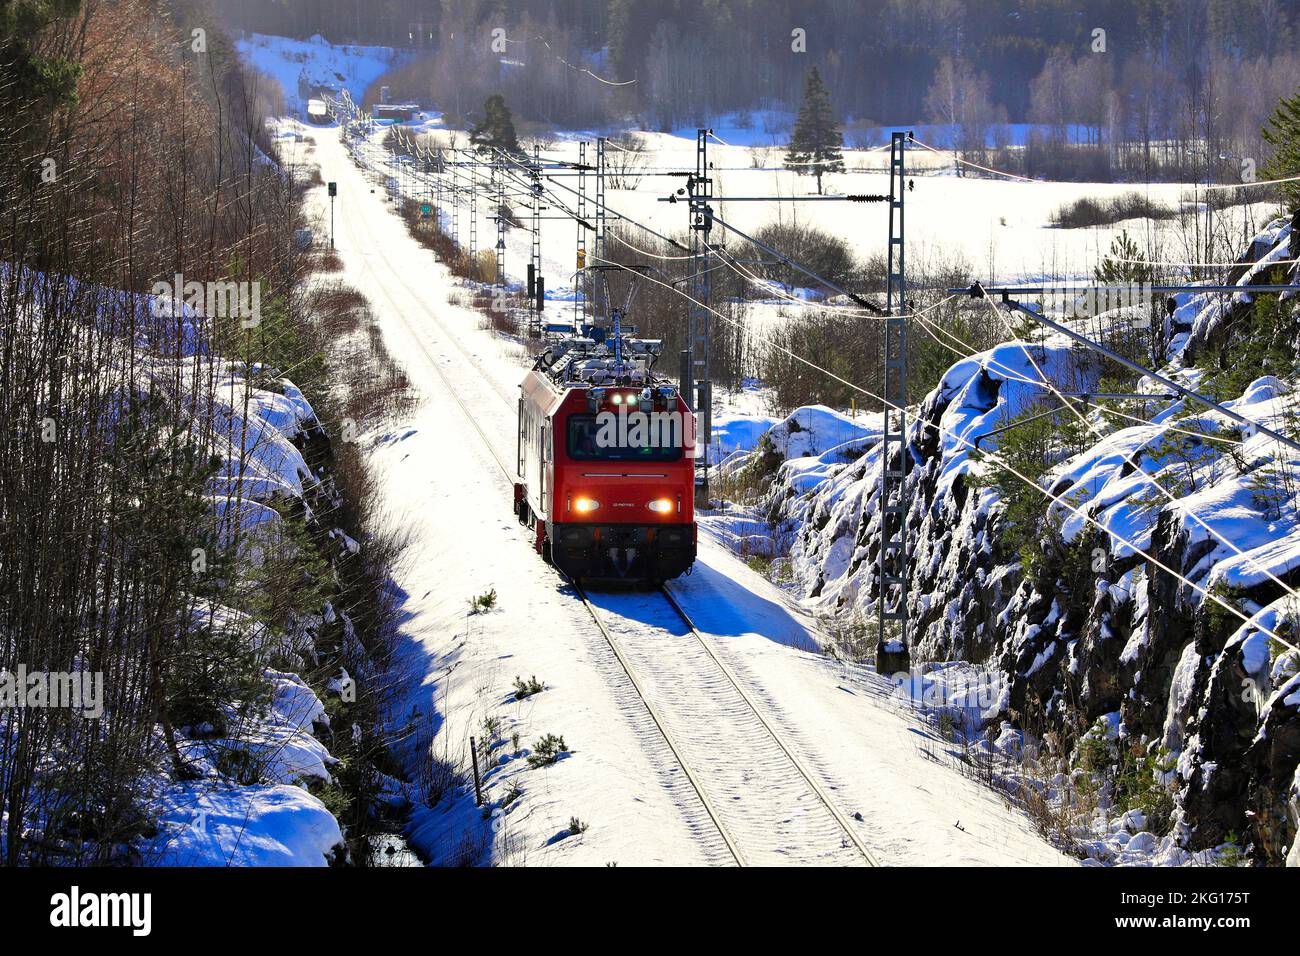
[1050,192,1177,228]
[606,134,647,190]
[316,248,345,273]
[409,712,465,809]
[447,825,491,867]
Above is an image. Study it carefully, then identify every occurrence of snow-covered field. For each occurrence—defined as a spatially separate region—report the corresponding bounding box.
[393,127,1243,289]
[232,31,1279,307]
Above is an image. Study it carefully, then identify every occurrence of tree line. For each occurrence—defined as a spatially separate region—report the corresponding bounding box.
[209,0,1300,181]
[0,0,401,864]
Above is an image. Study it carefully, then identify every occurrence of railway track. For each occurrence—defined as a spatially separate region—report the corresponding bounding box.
[659,586,880,865]
[339,139,878,865]
[578,584,878,866]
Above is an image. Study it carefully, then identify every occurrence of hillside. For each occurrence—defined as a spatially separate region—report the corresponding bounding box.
[719,221,1300,864]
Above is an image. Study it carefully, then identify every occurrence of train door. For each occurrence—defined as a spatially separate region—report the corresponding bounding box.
[539,423,549,517]
[517,398,525,478]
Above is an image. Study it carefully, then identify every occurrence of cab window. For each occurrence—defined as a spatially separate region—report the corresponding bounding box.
[566,414,683,462]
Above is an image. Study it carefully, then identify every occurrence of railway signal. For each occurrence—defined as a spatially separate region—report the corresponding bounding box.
[327,181,336,249]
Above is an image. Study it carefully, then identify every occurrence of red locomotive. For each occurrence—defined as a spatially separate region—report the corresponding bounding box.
[514,329,696,583]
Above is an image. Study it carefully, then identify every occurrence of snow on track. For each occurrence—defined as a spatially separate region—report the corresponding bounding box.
[585,586,871,865]
[674,539,1071,865]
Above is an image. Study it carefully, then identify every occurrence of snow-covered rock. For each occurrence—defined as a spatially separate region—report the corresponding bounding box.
[149,782,343,866]
[739,220,1300,861]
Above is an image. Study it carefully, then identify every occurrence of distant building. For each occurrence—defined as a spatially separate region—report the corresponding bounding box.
[373,102,420,123]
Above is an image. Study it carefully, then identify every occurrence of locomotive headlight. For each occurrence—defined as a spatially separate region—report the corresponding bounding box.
[647,498,674,514]
[610,393,623,405]
[573,496,600,514]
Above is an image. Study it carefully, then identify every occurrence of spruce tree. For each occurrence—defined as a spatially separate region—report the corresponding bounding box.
[1262,88,1300,211]
[470,93,521,154]
[785,67,845,194]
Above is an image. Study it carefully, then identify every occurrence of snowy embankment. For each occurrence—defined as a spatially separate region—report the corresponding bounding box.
[5,265,347,865]
[722,219,1300,865]
[146,357,346,866]
[306,118,1070,866]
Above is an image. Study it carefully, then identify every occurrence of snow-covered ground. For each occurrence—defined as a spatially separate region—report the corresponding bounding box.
[141,362,347,866]
[298,118,1071,866]
[219,27,1300,869]
[69,305,346,865]
[232,30,1278,300]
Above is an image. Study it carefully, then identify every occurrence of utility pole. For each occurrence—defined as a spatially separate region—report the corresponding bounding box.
[687,129,714,507]
[595,137,608,321]
[327,181,336,249]
[495,158,507,288]
[450,147,460,246]
[434,145,443,216]
[877,130,911,674]
[469,151,478,260]
[421,144,431,214]
[530,145,543,337]
[575,140,588,332]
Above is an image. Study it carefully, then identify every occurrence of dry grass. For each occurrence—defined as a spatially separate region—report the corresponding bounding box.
[315,249,345,273]
[1050,192,1177,228]
[407,711,466,809]
[308,277,418,427]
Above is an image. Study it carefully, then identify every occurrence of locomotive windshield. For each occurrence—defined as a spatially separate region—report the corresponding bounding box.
[566,414,684,462]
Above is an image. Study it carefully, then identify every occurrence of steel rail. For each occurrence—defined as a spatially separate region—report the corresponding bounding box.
[350,177,749,865]
[571,583,747,866]
[658,585,881,867]
[351,134,878,865]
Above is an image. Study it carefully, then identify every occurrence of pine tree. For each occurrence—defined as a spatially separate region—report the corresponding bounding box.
[1262,88,1300,211]
[0,0,82,105]
[1093,230,1154,285]
[1094,230,1158,365]
[785,67,844,195]
[470,93,520,154]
